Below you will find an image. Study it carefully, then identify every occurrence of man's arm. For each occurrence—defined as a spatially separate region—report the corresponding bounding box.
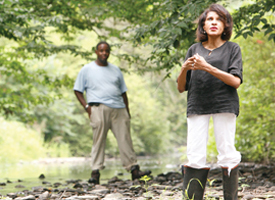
[74,90,91,118]
[122,92,131,118]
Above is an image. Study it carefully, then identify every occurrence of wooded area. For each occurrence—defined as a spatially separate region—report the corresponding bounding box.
[0,0,274,164]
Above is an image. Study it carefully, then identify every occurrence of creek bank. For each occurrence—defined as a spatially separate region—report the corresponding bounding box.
[1,163,275,199]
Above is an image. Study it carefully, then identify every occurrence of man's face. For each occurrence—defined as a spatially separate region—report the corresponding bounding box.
[96,43,110,63]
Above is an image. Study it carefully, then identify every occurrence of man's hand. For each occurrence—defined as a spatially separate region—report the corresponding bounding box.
[74,90,92,118]
[86,106,92,119]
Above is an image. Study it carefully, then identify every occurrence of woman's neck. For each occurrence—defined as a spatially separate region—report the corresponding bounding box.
[202,37,226,51]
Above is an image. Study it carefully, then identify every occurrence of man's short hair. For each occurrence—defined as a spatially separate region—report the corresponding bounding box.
[96,41,111,50]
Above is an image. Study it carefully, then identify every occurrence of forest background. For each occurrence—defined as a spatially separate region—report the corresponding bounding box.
[0,0,274,165]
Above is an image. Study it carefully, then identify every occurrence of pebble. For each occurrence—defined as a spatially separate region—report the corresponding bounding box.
[242,194,255,199]
[1,163,275,199]
[14,195,35,200]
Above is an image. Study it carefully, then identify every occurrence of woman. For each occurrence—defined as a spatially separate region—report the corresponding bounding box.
[177,4,242,200]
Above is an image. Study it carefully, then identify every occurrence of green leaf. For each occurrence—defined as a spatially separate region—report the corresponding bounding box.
[247,31,253,37]
[177,21,188,29]
[265,27,273,35]
[173,39,180,48]
[260,18,267,24]
[268,33,275,41]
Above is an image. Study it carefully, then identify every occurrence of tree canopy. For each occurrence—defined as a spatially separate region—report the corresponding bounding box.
[1,0,274,115]
[1,0,274,113]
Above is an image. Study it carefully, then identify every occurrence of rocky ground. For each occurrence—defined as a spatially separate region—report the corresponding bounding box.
[1,162,275,200]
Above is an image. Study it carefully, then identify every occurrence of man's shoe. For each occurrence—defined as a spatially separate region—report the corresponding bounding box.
[131,165,151,180]
[88,170,100,184]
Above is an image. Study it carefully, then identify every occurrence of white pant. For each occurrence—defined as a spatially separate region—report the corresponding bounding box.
[186,113,241,170]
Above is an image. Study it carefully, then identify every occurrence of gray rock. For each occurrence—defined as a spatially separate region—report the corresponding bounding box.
[161,190,174,196]
[65,195,99,200]
[38,191,50,200]
[2,163,275,200]
[102,193,124,199]
[0,182,6,186]
[88,188,110,195]
[242,194,255,199]
[14,195,35,200]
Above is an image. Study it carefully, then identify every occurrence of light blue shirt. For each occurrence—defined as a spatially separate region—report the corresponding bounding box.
[74,61,127,108]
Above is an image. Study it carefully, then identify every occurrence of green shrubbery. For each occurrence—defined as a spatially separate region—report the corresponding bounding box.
[0,117,45,163]
[0,117,71,163]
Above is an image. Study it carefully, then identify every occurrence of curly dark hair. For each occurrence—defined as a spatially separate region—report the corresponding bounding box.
[96,41,111,51]
[196,4,233,42]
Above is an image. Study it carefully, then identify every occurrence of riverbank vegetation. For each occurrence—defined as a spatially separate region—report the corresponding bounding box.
[0,0,274,164]
[0,117,71,163]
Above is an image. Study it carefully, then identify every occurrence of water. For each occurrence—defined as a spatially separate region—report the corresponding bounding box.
[0,155,183,196]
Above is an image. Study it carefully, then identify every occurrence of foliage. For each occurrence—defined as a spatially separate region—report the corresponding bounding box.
[233,0,275,42]
[131,0,219,72]
[0,0,101,157]
[0,116,71,163]
[0,39,72,121]
[0,0,178,158]
[122,0,275,76]
[140,175,154,199]
[235,32,275,163]
[139,175,151,191]
[44,142,71,158]
[32,98,87,157]
[151,71,188,146]
[125,73,171,155]
[1,0,274,115]
[0,117,46,163]
[0,0,117,117]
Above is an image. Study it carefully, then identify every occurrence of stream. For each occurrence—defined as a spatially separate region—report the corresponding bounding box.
[0,154,183,195]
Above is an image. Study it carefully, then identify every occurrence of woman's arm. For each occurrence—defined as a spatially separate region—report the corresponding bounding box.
[204,64,241,89]
[193,53,241,89]
[177,57,194,93]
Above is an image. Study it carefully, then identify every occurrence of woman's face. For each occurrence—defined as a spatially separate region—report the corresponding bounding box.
[203,11,225,38]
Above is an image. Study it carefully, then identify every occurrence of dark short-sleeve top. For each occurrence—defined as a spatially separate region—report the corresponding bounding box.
[185,41,243,117]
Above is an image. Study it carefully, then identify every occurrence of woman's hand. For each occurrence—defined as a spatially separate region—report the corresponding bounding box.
[182,57,195,71]
[192,53,208,71]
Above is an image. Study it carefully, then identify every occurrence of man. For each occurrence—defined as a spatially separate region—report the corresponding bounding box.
[73,41,151,184]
